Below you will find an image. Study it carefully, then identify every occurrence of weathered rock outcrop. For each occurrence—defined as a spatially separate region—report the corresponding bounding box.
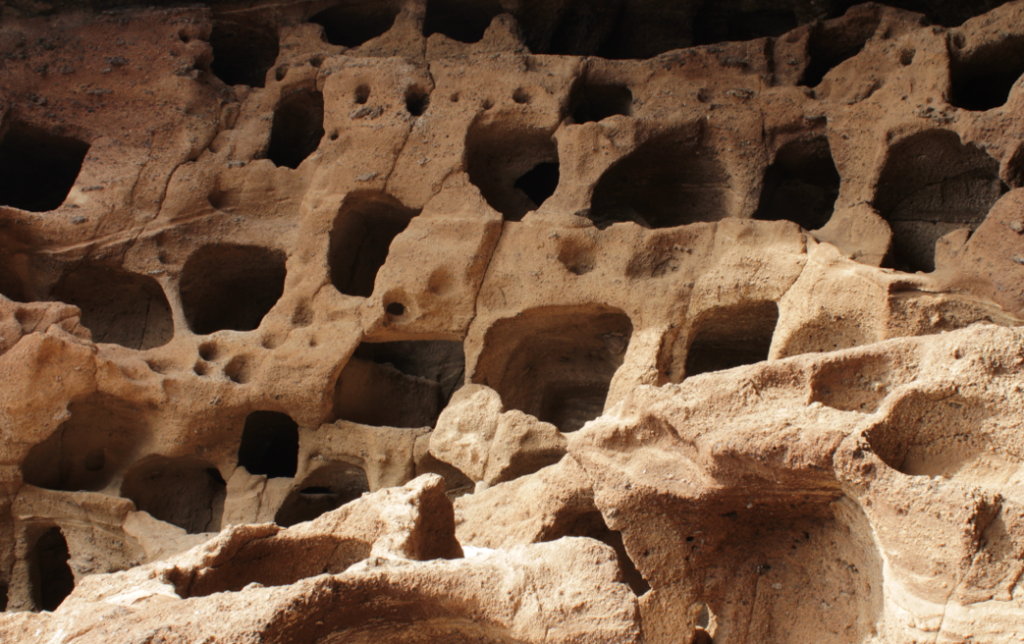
[1,0,1024,641]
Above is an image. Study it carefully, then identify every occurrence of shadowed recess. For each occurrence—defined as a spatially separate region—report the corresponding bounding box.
[30,527,74,613]
[180,244,287,334]
[0,123,89,213]
[121,456,226,534]
[570,80,633,123]
[799,7,881,87]
[692,1,797,45]
[423,0,503,43]
[50,264,174,350]
[560,511,650,596]
[590,126,729,229]
[949,35,1024,112]
[874,129,1006,273]
[683,301,780,380]
[473,306,633,432]
[329,192,420,298]
[310,1,401,48]
[334,341,466,428]
[267,89,325,169]
[22,396,145,493]
[754,137,841,231]
[466,120,560,221]
[275,461,371,527]
[209,20,279,87]
[238,411,299,478]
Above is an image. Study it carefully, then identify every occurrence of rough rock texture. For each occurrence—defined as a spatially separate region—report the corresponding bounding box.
[1,0,1024,642]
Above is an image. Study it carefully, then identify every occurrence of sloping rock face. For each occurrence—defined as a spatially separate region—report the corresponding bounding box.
[1,0,1024,642]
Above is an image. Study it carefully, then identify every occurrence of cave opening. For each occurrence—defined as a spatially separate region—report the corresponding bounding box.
[334,340,466,428]
[310,1,400,48]
[267,90,325,169]
[423,0,503,43]
[753,137,841,231]
[329,192,420,298]
[275,462,371,527]
[466,121,560,221]
[50,264,174,350]
[873,129,1006,273]
[0,122,89,213]
[30,527,74,612]
[121,457,226,534]
[799,11,880,88]
[589,128,729,229]
[473,306,633,433]
[683,301,779,379]
[180,244,287,334]
[238,411,299,479]
[949,36,1024,112]
[570,81,633,123]
[209,20,279,88]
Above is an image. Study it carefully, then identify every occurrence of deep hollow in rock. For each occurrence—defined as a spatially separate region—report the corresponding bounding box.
[800,9,881,88]
[121,457,226,534]
[753,137,841,231]
[682,301,779,380]
[209,20,279,88]
[21,397,144,493]
[589,127,729,229]
[275,462,371,527]
[49,264,174,350]
[874,129,1006,273]
[180,244,287,335]
[405,87,430,116]
[329,192,420,298]
[473,306,633,432]
[30,527,74,613]
[0,122,89,213]
[423,0,502,43]
[949,35,1024,112]
[333,341,466,428]
[238,411,299,479]
[692,2,798,46]
[569,80,632,124]
[310,1,400,48]
[466,121,560,221]
[267,90,325,169]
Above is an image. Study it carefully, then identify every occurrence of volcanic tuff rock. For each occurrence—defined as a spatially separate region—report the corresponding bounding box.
[1,0,1024,642]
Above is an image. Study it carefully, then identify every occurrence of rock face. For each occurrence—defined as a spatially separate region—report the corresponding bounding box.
[1,0,1023,642]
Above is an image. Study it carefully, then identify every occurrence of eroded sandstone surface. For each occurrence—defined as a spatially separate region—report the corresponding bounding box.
[1,0,1024,642]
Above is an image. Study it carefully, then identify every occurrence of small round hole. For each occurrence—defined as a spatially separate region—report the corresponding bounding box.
[330,131,339,141]
[309,55,325,68]
[386,302,405,316]
[512,88,530,104]
[405,88,430,116]
[198,342,218,361]
[355,84,370,104]
[899,49,915,66]
[275,65,288,81]
[482,98,494,110]
[194,361,209,376]
[450,93,460,102]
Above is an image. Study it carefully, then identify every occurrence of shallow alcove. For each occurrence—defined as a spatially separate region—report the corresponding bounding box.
[569,81,633,124]
[0,122,89,213]
[683,301,779,379]
[589,128,729,229]
[49,264,174,350]
[473,306,633,433]
[209,20,279,88]
[692,1,798,46]
[949,35,1024,112]
[238,411,299,479]
[310,1,401,48]
[873,129,1006,273]
[423,0,503,43]
[22,397,144,492]
[30,527,74,612]
[274,462,371,527]
[121,457,226,534]
[333,340,466,428]
[465,121,560,221]
[753,137,841,230]
[266,90,325,169]
[329,192,420,298]
[179,244,287,334]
